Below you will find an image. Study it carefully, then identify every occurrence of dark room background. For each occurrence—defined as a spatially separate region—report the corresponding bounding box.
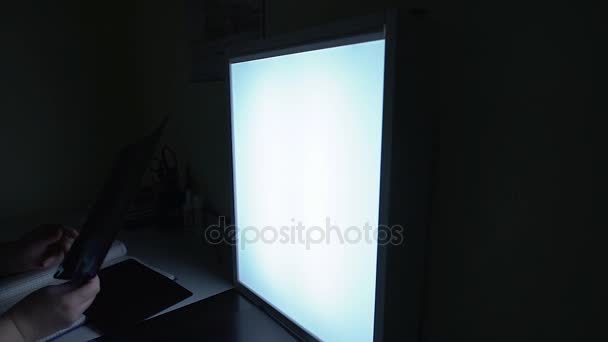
[0,0,599,341]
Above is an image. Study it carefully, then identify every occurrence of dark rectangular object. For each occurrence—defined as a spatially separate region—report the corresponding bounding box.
[54,119,166,282]
[85,258,192,334]
[91,289,298,342]
[226,13,391,342]
[225,9,433,341]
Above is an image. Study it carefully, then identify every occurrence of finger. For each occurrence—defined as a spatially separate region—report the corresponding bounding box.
[41,240,65,263]
[31,225,63,245]
[76,295,97,314]
[61,236,76,254]
[67,276,100,305]
[61,226,79,239]
[40,252,64,268]
[60,227,79,253]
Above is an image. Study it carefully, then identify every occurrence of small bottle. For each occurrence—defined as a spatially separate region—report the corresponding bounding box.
[182,165,194,227]
[192,194,203,227]
[183,190,193,227]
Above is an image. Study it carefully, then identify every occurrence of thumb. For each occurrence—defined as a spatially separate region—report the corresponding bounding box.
[45,280,78,296]
[47,277,93,297]
[31,225,63,246]
[63,276,101,305]
[40,252,64,268]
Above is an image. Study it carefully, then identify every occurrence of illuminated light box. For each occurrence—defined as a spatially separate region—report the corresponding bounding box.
[227,11,431,342]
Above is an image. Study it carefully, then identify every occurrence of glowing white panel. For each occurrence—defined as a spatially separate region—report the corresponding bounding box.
[231,38,385,342]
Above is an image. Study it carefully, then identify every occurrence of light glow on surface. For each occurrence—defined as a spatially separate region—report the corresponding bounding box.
[231,38,385,342]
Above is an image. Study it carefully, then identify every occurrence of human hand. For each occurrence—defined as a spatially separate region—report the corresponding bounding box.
[6,276,100,342]
[8,224,79,274]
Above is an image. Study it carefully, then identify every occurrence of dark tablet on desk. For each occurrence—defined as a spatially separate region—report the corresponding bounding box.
[54,119,166,282]
[90,289,298,342]
[85,258,193,334]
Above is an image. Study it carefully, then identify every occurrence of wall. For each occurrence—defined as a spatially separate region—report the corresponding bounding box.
[427,3,597,341]
[179,82,233,217]
[0,1,185,222]
[0,0,598,339]
[0,1,102,218]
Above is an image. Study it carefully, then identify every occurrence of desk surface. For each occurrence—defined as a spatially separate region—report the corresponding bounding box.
[56,227,234,341]
[94,289,299,342]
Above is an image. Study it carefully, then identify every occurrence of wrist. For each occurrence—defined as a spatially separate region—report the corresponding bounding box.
[6,307,37,342]
[0,313,26,342]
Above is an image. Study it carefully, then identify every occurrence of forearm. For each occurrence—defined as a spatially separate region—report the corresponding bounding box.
[0,314,26,342]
